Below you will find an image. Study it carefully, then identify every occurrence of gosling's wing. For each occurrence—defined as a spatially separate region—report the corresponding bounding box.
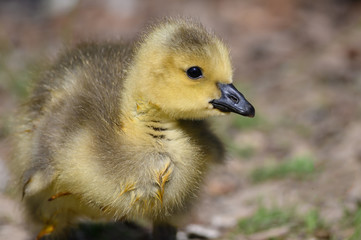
[14,43,131,197]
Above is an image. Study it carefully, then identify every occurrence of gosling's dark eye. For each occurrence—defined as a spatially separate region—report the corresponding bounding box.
[186,66,203,80]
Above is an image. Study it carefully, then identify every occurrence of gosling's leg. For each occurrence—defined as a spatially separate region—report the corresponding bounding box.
[34,192,72,239]
[152,223,177,240]
[36,224,55,240]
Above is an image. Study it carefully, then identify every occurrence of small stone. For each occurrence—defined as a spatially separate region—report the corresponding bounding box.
[211,216,237,229]
[314,229,331,239]
[206,177,237,196]
[185,224,221,239]
[177,231,188,240]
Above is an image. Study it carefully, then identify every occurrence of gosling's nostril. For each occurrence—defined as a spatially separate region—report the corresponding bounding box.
[228,94,239,104]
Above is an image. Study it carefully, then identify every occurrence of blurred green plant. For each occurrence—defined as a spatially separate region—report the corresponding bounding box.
[0,61,32,99]
[344,206,361,240]
[303,209,325,233]
[234,146,255,158]
[251,155,316,183]
[228,143,255,159]
[0,44,43,100]
[238,205,294,234]
[0,115,11,138]
[236,205,328,239]
[349,228,361,240]
[232,113,265,131]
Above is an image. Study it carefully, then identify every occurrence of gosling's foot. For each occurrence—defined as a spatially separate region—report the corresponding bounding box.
[152,223,176,240]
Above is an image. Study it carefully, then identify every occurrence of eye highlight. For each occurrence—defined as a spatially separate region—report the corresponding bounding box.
[186,66,203,80]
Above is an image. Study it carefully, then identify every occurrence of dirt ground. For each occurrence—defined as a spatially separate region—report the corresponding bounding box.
[0,0,361,239]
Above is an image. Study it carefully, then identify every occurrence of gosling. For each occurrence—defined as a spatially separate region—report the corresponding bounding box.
[11,18,255,240]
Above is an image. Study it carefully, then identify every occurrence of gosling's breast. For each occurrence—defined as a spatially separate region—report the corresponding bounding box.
[55,123,207,220]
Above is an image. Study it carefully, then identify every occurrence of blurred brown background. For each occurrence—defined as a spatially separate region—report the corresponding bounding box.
[0,0,361,239]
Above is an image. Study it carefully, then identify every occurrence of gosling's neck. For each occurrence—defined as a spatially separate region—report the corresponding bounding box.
[119,88,180,145]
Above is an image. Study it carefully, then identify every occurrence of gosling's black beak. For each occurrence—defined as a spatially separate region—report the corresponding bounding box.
[210,83,255,117]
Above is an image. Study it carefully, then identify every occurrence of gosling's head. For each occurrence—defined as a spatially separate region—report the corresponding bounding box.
[128,18,255,120]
